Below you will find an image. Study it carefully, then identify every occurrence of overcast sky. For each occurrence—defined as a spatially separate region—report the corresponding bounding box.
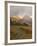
[10,6,32,16]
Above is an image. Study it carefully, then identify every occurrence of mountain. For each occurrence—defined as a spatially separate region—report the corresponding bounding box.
[17,15,32,24]
[10,15,32,25]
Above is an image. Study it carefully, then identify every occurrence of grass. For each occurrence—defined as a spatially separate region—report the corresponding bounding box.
[10,25,32,40]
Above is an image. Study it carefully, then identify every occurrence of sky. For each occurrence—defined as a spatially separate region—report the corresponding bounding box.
[10,6,32,16]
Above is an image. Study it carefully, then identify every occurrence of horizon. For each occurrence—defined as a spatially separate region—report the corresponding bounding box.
[10,15,32,19]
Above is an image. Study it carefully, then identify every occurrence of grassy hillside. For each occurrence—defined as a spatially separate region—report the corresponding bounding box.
[10,25,32,40]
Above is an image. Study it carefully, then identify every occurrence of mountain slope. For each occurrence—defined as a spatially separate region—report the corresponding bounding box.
[10,15,32,25]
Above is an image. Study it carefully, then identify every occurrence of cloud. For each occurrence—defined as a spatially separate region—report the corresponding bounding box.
[10,6,32,16]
